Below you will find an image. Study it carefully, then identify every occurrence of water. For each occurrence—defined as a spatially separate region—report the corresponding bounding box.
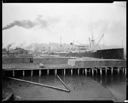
[2,74,126,102]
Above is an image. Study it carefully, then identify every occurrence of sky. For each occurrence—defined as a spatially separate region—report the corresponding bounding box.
[2,2,126,49]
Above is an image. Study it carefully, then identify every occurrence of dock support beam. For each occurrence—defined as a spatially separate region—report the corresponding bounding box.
[111,67,113,75]
[82,69,84,75]
[105,67,107,76]
[85,69,87,76]
[23,70,25,77]
[123,67,125,74]
[117,67,120,74]
[12,70,15,77]
[47,70,49,75]
[71,69,73,76]
[39,70,41,77]
[78,69,79,75]
[64,69,66,76]
[125,67,127,76]
[55,69,57,76]
[92,69,94,76]
[31,70,33,77]
[95,68,97,75]
[100,68,102,76]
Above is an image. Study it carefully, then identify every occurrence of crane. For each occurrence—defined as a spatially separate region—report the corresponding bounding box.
[70,40,84,46]
[95,33,104,49]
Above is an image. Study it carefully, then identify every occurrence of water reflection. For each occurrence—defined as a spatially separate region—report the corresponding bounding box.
[91,74,126,87]
[3,72,126,101]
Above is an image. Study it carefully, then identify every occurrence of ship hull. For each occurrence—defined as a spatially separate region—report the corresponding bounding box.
[55,48,124,60]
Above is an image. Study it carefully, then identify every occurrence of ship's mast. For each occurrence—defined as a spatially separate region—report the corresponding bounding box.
[60,35,62,47]
[90,32,95,50]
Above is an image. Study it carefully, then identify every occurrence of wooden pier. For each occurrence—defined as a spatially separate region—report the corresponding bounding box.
[2,57,126,78]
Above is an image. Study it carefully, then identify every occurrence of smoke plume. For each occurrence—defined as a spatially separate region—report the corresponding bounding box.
[2,15,48,30]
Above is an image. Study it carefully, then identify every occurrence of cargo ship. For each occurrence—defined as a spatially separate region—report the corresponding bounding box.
[54,34,125,60]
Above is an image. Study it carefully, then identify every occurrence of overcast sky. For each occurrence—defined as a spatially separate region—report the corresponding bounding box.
[2,2,126,48]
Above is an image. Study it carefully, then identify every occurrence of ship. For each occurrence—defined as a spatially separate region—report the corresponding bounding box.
[54,33,125,60]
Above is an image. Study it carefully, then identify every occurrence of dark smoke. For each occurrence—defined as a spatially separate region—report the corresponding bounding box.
[15,20,36,28]
[3,20,36,30]
[2,15,48,30]
[3,22,16,30]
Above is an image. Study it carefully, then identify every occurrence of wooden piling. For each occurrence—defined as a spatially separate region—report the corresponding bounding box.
[92,69,94,76]
[111,67,113,75]
[39,70,41,77]
[82,69,84,75]
[78,69,79,75]
[55,69,57,76]
[117,67,120,74]
[31,70,33,77]
[71,69,73,76]
[23,70,25,77]
[12,70,15,77]
[8,77,70,93]
[125,67,127,76]
[105,67,107,76]
[123,67,125,73]
[47,70,49,75]
[81,69,83,75]
[85,69,87,76]
[95,68,97,75]
[100,68,102,76]
[64,69,66,76]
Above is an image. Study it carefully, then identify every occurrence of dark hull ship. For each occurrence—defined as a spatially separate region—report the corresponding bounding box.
[55,34,125,60]
[55,48,124,59]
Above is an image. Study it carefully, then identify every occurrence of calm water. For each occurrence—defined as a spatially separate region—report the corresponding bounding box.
[2,73,126,102]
